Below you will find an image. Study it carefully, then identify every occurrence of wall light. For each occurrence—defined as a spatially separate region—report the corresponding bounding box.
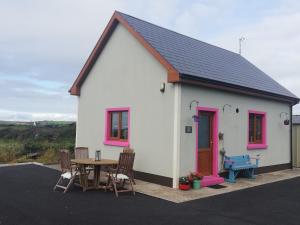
[222,104,232,112]
[280,112,290,125]
[160,83,165,93]
[189,100,199,110]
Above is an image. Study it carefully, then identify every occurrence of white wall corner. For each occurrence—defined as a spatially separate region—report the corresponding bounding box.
[172,83,181,188]
[75,96,80,148]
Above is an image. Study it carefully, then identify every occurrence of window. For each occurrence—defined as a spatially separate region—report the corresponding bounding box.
[104,108,130,147]
[248,110,267,150]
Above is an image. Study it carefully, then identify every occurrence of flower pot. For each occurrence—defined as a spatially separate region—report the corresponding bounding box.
[193,180,201,189]
[179,184,190,191]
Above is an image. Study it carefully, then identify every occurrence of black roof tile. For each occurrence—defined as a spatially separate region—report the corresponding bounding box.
[119,12,298,100]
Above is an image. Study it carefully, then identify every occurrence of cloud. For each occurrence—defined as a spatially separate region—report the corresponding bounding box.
[208,0,300,112]
[0,109,76,122]
[0,0,299,120]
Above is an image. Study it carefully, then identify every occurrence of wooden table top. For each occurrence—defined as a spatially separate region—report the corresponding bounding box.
[71,158,118,165]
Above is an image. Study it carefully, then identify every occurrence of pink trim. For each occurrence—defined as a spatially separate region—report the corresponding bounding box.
[201,176,224,187]
[104,107,130,147]
[103,140,130,147]
[247,144,268,149]
[195,106,219,177]
[247,110,267,150]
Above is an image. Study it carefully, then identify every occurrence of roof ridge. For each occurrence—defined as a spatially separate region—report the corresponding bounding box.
[116,11,240,57]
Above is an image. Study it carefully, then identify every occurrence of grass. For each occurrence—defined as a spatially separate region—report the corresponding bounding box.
[0,122,75,164]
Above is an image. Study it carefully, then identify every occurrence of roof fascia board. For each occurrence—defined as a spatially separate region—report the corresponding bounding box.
[69,11,180,96]
[180,76,299,105]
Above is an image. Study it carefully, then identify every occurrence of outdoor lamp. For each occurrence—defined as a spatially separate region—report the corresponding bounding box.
[284,119,290,125]
[280,112,290,125]
[160,82,165,92]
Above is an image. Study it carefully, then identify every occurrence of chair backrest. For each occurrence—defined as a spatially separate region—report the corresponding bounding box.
[123,147,134,153]
[59,149,71,172]
[75,147,89,159]
[117,152,135,176]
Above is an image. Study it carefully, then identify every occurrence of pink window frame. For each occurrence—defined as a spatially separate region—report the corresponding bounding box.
[247,110,267,150]
[104,107,130,147]
[195,107,219,177]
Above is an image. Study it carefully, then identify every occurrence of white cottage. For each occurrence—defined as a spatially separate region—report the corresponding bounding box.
[69,11,299,188]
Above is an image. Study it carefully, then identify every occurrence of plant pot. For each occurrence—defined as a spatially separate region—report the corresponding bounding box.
[193,180,201,189]
[179,184,190,191]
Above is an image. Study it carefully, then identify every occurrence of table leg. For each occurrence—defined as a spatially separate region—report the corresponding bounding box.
[79,165,88,192]
[94,165,101,189]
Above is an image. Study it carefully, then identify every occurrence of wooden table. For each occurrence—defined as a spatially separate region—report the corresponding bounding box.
[71,158,118,192]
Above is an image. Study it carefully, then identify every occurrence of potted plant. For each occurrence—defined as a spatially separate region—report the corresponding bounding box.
[188,172,202,189]
[179,176,190,190]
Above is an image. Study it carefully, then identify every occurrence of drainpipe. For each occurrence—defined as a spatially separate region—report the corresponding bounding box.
[172,83,181,188]
[290,104,293,169]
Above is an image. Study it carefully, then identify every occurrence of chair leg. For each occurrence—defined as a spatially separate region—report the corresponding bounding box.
[105,174,112,192]
[129,178,135,196]
[122,179,126,188]
[111,177,118,197]
[53,176,63,191]
[64,175,77,193]
[130,171,136,185]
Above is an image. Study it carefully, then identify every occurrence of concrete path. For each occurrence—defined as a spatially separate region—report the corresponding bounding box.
[134,169,300,203]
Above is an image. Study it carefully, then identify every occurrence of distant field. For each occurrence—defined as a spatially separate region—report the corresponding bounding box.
[0,121,76,164]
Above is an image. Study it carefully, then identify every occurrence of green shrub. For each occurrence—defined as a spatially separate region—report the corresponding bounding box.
[37,149,59,165]
[0,141,23,162]
[0,122,76,163]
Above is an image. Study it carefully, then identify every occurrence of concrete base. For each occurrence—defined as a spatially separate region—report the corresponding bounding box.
[201,176,225,187]
[133,169,300,203]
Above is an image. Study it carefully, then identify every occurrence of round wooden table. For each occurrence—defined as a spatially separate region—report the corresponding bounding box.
[71,158,118,191]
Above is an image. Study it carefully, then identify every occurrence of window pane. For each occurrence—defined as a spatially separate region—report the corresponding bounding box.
[198,114,210,149]
[249,114,254,143]
[255,115,263,143]
[121,111,128,139]
[110,112,119,138]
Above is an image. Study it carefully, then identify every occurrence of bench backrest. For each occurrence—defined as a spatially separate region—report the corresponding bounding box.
[224,155,251,168]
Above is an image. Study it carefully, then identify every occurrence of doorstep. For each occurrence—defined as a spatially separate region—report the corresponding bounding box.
[201,175,224,187]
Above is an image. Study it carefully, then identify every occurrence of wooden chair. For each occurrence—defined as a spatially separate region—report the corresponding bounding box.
[75,147,89,159]
[75,147,93,172]
[53,150,78,193]
[122,147,135,184]
[106,152,135,197]
[74,147,94,187]
[123,147,134,153]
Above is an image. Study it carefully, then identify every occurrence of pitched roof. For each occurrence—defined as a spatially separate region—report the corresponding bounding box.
[70,11,299,104]
[293,115,300,124]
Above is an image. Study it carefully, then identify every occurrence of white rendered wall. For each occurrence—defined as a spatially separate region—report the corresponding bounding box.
[76,24,175,178]
[179,84,291,176]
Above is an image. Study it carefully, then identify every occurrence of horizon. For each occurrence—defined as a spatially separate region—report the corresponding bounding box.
[1,0,300,120]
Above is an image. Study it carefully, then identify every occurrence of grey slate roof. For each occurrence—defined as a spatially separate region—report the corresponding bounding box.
[118,12,298,100]
[293,115,300,124]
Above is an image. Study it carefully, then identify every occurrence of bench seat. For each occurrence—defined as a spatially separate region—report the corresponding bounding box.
[231,164,257,170]
[224,154,259,183]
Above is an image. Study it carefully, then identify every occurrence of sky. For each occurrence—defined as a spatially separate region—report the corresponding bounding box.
[1,0,300,121]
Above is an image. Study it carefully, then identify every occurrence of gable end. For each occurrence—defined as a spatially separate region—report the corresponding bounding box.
[69,11,180,96]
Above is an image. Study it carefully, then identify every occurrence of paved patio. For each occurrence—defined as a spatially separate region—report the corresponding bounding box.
[1,164,300,225]
[134,169,300,203]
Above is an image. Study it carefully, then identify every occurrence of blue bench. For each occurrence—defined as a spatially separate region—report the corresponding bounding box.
[224,155,259,183]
